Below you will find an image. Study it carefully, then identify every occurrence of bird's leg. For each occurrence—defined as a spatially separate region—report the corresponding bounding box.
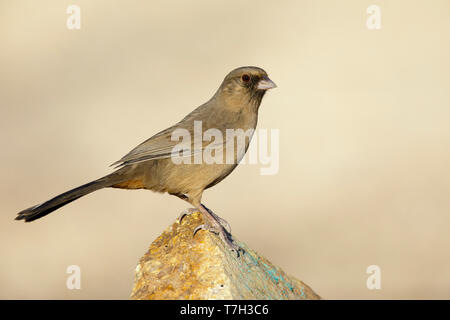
[202,204,231,233]
[195,204,243,257]
[180,208,231,233]
[170,193,197,224]
[172,193,230,232]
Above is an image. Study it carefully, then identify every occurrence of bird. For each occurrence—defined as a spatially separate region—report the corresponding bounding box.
[16,66,277,254]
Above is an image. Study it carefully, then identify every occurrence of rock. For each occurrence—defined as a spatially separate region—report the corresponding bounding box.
[131,211,320,300]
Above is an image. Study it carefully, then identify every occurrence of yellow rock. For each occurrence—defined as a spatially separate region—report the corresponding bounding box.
[131,211,320,300]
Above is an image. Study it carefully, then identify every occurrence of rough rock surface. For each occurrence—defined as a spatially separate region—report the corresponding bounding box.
[131,211,320,300]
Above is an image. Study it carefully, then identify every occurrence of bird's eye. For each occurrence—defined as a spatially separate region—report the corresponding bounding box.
[241,74,250,83]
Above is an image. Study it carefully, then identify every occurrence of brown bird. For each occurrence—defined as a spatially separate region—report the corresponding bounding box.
[16,66,276,254]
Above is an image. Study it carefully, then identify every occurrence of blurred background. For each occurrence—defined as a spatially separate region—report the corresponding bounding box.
[1,0,449,299]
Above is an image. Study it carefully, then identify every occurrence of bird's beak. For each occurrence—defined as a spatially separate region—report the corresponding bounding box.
[257,76,277,90]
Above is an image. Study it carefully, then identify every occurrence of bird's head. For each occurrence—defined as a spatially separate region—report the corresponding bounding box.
[216,66,277,109]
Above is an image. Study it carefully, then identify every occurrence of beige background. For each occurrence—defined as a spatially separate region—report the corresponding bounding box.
[1,0,449,299]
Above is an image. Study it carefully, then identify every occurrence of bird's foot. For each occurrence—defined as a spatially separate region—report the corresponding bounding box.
[179,207,231,233]
[193,222,243,257]
[217,228,244,257]
[201,204,232,233]
[193,223,218,237]
[178,208,198,225]
[209,211,231,234]
[196,205,244,257]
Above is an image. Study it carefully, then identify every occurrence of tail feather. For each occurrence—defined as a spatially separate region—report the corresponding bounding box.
[16,178,115,222]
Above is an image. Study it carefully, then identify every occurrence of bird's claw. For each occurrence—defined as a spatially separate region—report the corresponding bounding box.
[221,234,244,257]
[202,206,232,233]
[193,224,218,237]
[178,208,198,225]
[211,213,231,234]
[180,207,231,233]
[193,223,243,257]
[193,224,206,237]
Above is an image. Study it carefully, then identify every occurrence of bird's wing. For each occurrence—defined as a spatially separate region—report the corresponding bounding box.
[110,102,251,168]
[110,106,226,168]
[110,125,196,168]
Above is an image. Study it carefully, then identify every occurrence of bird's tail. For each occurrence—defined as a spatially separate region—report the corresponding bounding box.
[15,174,123,222]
